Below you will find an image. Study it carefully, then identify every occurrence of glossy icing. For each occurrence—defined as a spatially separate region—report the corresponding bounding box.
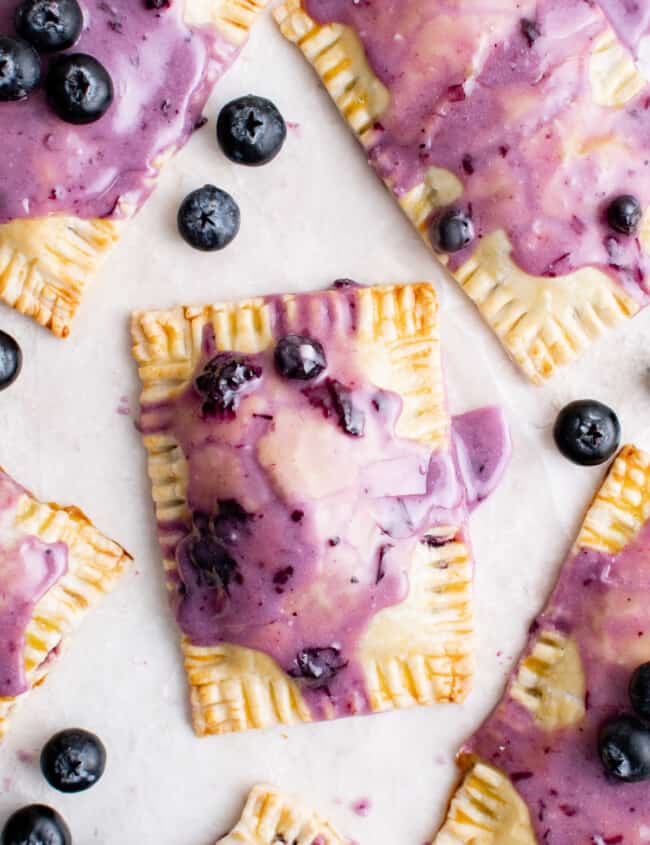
[0,0,236,223]
[140,291,511,718]
[465,519,650,844]
[303,0,650,303]
[0,471,67,697]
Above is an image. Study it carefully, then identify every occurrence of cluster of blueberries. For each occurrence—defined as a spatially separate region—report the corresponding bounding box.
[599,662,650,782]
[430,193,644,255]
[177,94,287,252]
[0,0,113,123]
[2,728,105,844]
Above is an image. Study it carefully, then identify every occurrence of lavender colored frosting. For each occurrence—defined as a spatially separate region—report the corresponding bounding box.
[303,0,650,303]
[0,471,67,696]
[140,288,511,718]
[465,520,650,844]
[0,0,237,223]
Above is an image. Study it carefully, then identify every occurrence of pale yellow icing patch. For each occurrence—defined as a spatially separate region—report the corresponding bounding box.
[182,0,268,45]
[433,760,536,845]
[590,29,646,107]
[510,631,586,730]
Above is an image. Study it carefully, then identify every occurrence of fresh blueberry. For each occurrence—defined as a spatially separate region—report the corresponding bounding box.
[289,647,348,686]
[217,94,286,166]
[630,662,650,721]
[431,208,474,253]
[195,354,261,416]
[599,714,650,782]
[15,0,83,54]
[0,331,22,391]
[177,185,240,251]
[607,194,642,236]
[274,335,326,381]
[46,53,113,124]
[187,534,237,590]
[304,378,365,437]
[553,400,620,466]
[1,805,71,845]
[0,36,40,101]
[40,728,106,793]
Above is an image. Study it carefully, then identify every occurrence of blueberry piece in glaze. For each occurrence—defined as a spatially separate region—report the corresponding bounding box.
[40,728,106,793]
[630,662,650,721]
[195,354,261,416]
[217,95,286,166]
[289,647,348,686]
[0,331,22,391]
[187,534,237,590]
[1,805,71,845]
[213,499,251,544]
[46,53,113,124]
[177,185,240,251]
[145,0,170,7]
[606,194,642,236]
[553,400,621,466]
[598,715,650,782]
[274,334,326,381]
[431,209,474,253]
[304,379,365,437]
[0,36,40,101]
[15,0,83,54]
[520,18,540,47]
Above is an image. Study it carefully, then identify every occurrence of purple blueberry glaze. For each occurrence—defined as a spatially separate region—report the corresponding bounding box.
[0,472,67,696]
[0,0,237,223]
[140,289,511,718]
[303,0,650,303]
[465,519,650,844]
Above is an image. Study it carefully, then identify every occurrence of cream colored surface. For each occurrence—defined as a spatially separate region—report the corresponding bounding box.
[0,471,132,740]
[132,283,475,735]
[432,445,650,845]
[216,784,345,845]
[274,3,647,383]
[0,0,267,338]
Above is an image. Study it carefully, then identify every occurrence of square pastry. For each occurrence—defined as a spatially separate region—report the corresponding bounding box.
[0,0,266,337]
[434,445,650,845]
[275,1,650,383]
[0,467,131,739]
[132,281,510,735]
[216,784,344,845]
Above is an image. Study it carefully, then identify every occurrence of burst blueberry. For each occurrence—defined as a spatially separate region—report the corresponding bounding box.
[607,194,642,236]
[599,714,650,782]
[46,53,113,124]
[431,208,474,253]
[187,534,237,590]
[195,354,261,416]
[15,0,83,53]
[1,805,71,845]
[177,185,240,251]
[217,94,286,166]
[289,647,348,686]
[0,36,40,101]
[274,334,326,381]
[40,728,106,793]
[553,400,620,466]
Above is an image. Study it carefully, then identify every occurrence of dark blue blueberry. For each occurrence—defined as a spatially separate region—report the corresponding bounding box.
[304,378,364,437]
[15,0,83,53]
[0,36,40,101]
[599,715,650,782]
[40,728,106,793]
[429,208,474,252]
[212,499,251,544]
[1,805,71,845]
[217,94,286,166]
[0,331,22,391]
[274,334,326,381]
[431,208,474,253]
[195,354,261,416]
[177,184,240,251]
[289,647,347,686]
[630,662,650,721]
[607,194,642,236]
[187,534,237,590]
[46,53,113,124]
[553,400,620,466]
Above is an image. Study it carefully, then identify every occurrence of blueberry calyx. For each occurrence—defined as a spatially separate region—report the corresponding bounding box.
[553,399,620,466]
[15,0,83,54]
[40,727,106,793]
[217,94,286,166]
[46,53,113,124]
